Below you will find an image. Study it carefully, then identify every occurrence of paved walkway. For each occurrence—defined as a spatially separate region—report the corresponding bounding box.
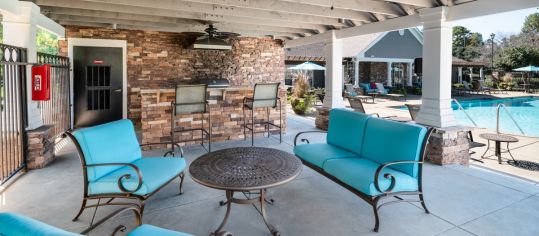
[1,115,539,235]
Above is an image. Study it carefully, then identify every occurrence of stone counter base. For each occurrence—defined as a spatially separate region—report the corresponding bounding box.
[141,89,287,150]
[426,126,471,166]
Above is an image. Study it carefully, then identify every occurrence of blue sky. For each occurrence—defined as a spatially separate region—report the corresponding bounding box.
[452,7,539,40]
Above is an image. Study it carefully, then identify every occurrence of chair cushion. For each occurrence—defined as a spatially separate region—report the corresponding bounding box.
[294,143,359,168]
[327,109,370,155]
[0,213,80,236]
[73,119,142,182]
[88,157,186,196]
[362,118,427,177]
[128,224,193,236]
[323,158,418,196]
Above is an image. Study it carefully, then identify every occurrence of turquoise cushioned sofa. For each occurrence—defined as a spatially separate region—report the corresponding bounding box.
[293,109,433,232]
[0,211,193,236]
[65,119,187,222]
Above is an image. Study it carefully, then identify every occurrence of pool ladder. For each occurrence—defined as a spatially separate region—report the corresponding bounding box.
[452,99,478,127]
[496,104,525,135]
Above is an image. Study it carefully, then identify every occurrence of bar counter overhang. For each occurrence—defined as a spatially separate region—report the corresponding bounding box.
[140,85,287,150]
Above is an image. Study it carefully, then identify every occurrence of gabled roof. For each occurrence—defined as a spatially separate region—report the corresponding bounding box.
[286,28,422,61]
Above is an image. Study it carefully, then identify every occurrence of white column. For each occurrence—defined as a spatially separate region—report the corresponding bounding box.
[479,67,484,80]
[386,62,392,87]
[407,62,413,86]
[416,7,457,128]
[469,67,473,81]
[458,67,463,83]
[323,31,344,108]
[354,58,360,87]
[2,2,42,130]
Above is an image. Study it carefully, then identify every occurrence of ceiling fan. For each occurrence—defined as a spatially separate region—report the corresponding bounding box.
[189,24,239,50]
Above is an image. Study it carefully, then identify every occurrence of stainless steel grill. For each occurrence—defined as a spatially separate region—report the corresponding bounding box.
[197,78,230,88]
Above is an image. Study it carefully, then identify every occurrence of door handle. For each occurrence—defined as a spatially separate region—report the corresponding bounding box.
[114,88,122,93]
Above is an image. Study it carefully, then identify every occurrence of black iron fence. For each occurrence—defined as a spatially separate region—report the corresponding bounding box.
[37,53,71,142]
[0,44,29,184]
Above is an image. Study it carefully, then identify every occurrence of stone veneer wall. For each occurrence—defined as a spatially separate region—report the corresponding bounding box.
[359,62,388,84]
[140,88,286,150]
[59,26,285,126]
[26,125,54,169]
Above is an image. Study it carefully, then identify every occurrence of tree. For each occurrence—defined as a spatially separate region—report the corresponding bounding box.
[36,28,58,55]
[495,45,539,71]
[522,13,539,34]
[452,26,483,61]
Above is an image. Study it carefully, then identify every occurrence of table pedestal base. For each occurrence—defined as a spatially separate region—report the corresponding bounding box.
[212,189,279,236]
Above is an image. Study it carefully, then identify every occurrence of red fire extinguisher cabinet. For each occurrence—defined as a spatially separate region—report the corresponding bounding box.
[31,64,51,101]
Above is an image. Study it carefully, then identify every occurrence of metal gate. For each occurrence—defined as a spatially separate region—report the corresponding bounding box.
[37,53,71,141]
[0,44,28,184]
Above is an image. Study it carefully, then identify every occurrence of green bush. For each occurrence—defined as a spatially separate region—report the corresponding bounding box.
[291,98,308,115]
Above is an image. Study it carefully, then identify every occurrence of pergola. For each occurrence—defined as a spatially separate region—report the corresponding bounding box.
[1,0,537,129]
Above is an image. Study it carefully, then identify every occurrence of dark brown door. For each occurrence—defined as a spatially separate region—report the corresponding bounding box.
[73,46,122,128]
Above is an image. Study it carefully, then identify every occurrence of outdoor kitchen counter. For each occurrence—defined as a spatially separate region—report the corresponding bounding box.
[139,87,286,150]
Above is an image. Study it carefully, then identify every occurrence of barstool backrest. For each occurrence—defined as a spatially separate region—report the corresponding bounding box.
[252,83,280,108]
[174,84,207,115]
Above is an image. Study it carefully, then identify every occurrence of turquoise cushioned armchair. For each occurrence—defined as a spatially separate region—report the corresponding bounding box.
[0,211,193,236]
[65,119,186,224]
[294,108,433,232]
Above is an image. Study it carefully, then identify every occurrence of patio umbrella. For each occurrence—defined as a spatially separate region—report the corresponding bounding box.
[288,61,326,71]
[513,65,539,92]
[288,62,325,87]
[513,65,539,72]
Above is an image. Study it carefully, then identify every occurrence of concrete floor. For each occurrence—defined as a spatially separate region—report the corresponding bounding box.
[1,115,539,236]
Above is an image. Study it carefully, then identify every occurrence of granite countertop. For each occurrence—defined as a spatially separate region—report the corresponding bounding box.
[140,86,253,94]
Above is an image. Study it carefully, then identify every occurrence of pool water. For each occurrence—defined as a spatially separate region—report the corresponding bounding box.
[404,97,539,137]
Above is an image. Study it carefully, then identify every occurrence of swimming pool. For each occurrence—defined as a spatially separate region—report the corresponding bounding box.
[403,97,539,137]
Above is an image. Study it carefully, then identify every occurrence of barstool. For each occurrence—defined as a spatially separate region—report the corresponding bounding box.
[243,82,282,146]
[168,84,211,157]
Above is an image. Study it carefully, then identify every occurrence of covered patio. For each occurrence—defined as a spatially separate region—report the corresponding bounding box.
[2,115,539,235]
[1,0,539,235]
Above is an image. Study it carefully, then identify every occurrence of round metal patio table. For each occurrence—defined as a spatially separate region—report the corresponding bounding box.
[189,147,302,236]
[479,133,519,164]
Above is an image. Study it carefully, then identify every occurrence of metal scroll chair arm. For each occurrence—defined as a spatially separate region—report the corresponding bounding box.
[80,206,142,235]
[373,160,423,194]
[139,143,184,157]
[294,131,327,146]
[84,163,143,193]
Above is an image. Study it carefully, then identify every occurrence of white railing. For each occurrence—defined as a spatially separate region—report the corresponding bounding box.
[452,99,478,127]
[496,104,525,135]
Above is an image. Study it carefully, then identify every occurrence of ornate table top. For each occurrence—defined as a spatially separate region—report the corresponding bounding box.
[189,147,302,191]
[479,133,519,143]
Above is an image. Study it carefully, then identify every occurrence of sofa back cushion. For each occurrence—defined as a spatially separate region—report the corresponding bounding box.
[361,118,428,177]
[73,119,142,182]
[327,109,370,155]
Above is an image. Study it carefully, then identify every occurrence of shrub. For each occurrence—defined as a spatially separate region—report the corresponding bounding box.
[293,74,309,98]
[291,98,308,115]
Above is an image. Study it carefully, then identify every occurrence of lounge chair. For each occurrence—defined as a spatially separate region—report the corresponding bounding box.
[0,209,200,236]
[462,81,474,95]
[405,104,485,151]
[344,84,370,102]
[349,97,406,121]
[375,83,389,95]
[65,119,186,225]
[478,81,492,94]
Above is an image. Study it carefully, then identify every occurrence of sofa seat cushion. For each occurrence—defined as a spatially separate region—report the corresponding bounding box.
[0,213,80,236]
[294,143,359,168]
[89,157,186,196]
[323,158,418,196]
[128,224,193,236]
